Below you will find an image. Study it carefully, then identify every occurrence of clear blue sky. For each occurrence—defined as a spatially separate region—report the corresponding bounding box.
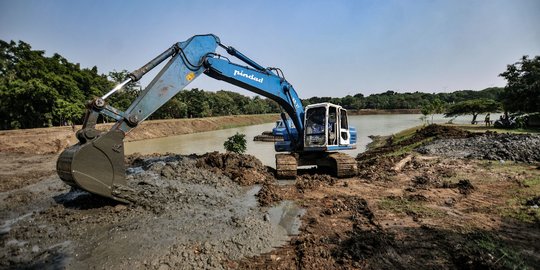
[1,0,539,98]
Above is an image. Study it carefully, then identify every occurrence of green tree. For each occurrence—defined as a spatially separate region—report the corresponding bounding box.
[0,40,112,129]
[499,55,540,113]
[421,98,445,124]
[444,99,501,124]
[223,132,247,154]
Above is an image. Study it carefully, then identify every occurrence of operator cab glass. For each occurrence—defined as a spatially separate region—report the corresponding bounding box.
[305,107,326,146]
[304,103,351,150]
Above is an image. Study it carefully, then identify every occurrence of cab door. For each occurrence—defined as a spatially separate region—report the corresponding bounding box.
[338,108,350,145]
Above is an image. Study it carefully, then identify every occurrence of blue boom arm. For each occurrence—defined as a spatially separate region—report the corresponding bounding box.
[91,34,305,151]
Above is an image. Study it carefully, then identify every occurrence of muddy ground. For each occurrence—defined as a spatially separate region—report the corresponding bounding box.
[2,124,540,269]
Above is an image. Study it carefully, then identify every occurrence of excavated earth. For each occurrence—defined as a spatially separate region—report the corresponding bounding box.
[2,124,540,269]
[1,152,291,269]
[417,132,540,163]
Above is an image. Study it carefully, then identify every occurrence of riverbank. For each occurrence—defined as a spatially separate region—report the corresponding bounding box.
[0,114,278,191]
[0,114,279,155]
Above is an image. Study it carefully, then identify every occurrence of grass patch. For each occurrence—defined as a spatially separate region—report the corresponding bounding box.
[523,176,540,187]
[501,187,540,223]
[462,233,529,269]
[389,125,424,145]
[386,138,433,157]
[454,124,540,134]
[487,163,540,223]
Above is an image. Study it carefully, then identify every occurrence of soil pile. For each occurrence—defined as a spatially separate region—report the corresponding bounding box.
[417,133,540,163]
[358,124,471,162]
[1,153,289,269]
[295,174,337,192]
[196,152,274,186]
[256,184,283,207]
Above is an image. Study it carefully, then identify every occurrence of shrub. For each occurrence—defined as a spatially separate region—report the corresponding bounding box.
[224,132,247,153]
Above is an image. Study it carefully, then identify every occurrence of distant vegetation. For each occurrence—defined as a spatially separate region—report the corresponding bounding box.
[444,99,501,124]
[1,40,538,130]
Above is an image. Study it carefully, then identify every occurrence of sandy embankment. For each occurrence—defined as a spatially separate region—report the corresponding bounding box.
[0,114,279,155]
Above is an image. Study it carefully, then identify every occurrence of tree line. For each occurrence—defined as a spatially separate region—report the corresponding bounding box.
[1,40,538,130]
[303,87,503,110]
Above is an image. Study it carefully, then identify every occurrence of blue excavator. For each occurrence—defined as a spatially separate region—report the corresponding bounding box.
[57,34,357,202]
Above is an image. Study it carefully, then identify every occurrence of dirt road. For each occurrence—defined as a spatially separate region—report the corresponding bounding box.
[1,124,540,269]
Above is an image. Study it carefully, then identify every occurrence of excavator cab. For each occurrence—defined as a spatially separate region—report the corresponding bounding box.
[303,103,356,151]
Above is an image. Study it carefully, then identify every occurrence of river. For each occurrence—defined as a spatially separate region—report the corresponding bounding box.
[125,113,498,167]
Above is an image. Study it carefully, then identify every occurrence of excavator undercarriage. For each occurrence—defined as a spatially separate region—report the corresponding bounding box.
[275,152,358,179]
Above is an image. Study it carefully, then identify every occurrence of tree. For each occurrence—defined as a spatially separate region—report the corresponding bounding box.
[444,99,501,124]
[499,55,540,113]
[421,98,445,124]
[0,40,112,129]
[223,132,247,154]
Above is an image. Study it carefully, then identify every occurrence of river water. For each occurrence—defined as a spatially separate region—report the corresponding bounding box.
[125,113,497,168]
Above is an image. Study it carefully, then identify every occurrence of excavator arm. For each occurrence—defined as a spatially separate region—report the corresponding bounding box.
[203,56,304,150]
[57,34,309,201]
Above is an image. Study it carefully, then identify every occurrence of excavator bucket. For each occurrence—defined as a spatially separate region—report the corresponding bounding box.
[56,130,128,202]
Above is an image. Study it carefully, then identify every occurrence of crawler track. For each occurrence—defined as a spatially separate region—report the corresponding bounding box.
[275,153,297,179]
[328,152,358,178]
[276,152,357,179]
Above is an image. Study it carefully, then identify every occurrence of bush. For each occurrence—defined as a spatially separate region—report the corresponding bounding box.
[224,132,247,154]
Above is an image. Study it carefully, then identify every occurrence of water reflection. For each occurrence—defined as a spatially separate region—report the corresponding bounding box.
[267,201,306,236]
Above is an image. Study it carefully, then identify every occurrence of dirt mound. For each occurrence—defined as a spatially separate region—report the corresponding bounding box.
[413,124,470,140]
[417,133,540,163]
[257,184,283,206]
[295,174,337,192]
[196,151,274,186]
[357,155,404,181]
[358,124,471,163]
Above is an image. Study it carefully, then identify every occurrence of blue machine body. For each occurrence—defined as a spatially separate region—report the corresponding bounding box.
[272,119,295,136]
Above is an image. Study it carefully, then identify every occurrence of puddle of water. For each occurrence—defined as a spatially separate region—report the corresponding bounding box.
[240,186,305,236]
[267,200,306,236]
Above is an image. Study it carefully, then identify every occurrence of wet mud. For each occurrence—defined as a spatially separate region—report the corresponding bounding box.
[2,124,540,269]
[0,153,296,269]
